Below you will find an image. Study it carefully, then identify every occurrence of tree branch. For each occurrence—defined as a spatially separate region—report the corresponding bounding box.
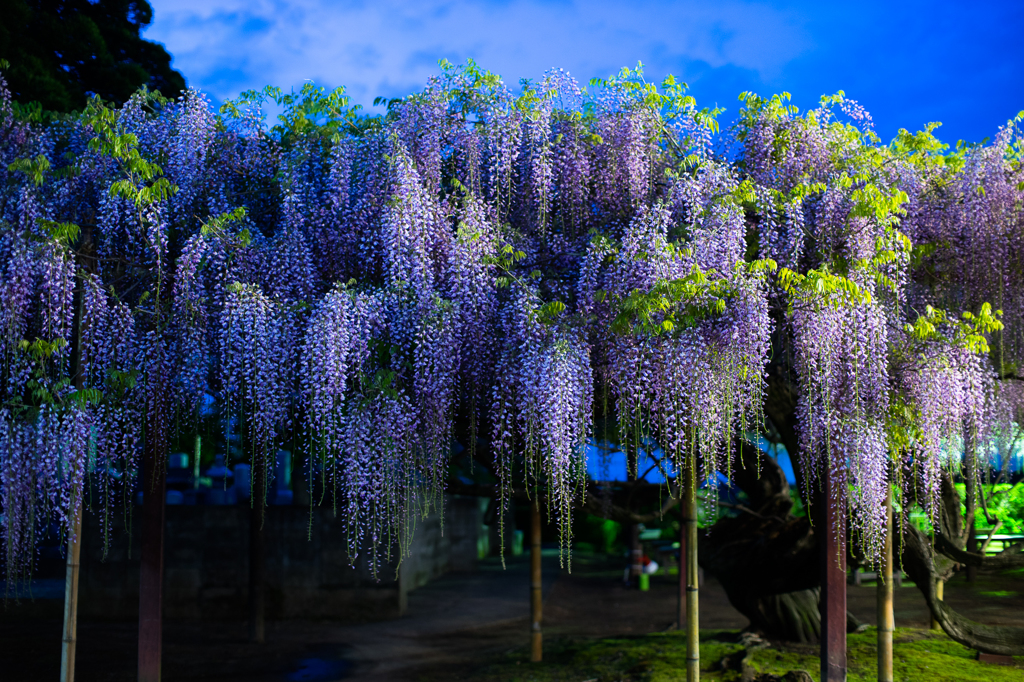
[903,524,1024,656]
[932,531,1024,569]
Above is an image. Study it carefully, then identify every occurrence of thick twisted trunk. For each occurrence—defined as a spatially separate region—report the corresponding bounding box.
[742,588,822,643]
[698,442,862,643]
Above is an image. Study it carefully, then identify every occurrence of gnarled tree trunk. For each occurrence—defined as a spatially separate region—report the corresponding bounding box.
[698,442,862,643]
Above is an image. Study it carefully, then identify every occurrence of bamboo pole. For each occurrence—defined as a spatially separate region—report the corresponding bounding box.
[684,467,699,682]
[61,271,88,682]
[877,483,894,682]
[193,435,201,490]
[930,579,944,631]
[59,486,83,682]
[678,504,686,630]
[530,499,543,662]
[964,428,978,583]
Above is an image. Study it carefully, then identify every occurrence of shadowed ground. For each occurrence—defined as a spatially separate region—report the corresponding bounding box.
[1,553,1021,681]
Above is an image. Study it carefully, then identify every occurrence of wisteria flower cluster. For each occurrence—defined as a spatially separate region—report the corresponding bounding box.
[0,63,1021,579]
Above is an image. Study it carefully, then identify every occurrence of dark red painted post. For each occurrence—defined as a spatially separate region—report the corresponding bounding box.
[249,461,267,643]
[819,474,846,682]
[139,347,168,682]
[530,499,542,662]
[138,440,166,682]
[629,523,642,586]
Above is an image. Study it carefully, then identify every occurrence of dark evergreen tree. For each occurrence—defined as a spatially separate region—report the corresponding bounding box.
[0,0,185,112]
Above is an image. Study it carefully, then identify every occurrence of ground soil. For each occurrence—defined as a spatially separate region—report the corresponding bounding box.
[1,553,1022,681]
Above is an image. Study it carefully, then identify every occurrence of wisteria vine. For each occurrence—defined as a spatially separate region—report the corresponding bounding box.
[1,63,1022,583]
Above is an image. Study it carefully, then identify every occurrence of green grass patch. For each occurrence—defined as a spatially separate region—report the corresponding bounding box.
[749,629,1024,681]
[436,629,1024,682]
[420,631,746,682]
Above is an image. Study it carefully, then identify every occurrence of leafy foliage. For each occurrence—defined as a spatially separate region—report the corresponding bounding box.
[0,60,1021,580]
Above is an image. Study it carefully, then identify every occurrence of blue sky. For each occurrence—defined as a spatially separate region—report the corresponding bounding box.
[584,437,797,485]
[146,0,1023,145]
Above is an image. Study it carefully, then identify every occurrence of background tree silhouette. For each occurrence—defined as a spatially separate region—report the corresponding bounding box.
[0,0,185,113]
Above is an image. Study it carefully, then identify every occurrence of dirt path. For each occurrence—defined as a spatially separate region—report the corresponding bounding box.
[303,552,749,681]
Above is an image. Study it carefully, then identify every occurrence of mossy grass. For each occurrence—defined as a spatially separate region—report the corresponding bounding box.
[429,628,1024,681]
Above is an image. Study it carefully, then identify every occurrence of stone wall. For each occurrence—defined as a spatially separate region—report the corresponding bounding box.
[76,494,490,622]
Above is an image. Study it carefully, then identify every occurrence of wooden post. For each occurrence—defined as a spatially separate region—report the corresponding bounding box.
[138,440,166,682]
[684,467,699,682]
[819,474,846,682]
[530,499,542,663]
[930,579,944,630]
[249,458,266,643]
[877,483,893,682]
[139,354,168,682]
[59,487,83,682]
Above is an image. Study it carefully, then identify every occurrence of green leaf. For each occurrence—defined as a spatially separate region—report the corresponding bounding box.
[8,154,51,186]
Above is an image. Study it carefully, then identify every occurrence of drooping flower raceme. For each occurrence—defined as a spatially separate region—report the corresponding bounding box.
[1,65,1021,578]
[492,289,593,558]
[219,283,290,472]
[790,296,890,559]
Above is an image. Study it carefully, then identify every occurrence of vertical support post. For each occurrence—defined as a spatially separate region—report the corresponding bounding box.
[138,440,166,682]
[877,482,893,682]
[139,339,168,682]
[930,579,944,630]
[61,240,91,682]
[684,467,699,682]
[630,523,642,586]
[819,474,846,682]
[249,459,266,643]
[964,427,978,583]
[678,504,686,630]
[192,435,201,490]
[530,499,543,663]
[60,487,83,682]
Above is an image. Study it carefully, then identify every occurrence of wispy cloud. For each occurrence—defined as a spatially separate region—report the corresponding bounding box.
[146,0,809,103]
[145,0,1024,142]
